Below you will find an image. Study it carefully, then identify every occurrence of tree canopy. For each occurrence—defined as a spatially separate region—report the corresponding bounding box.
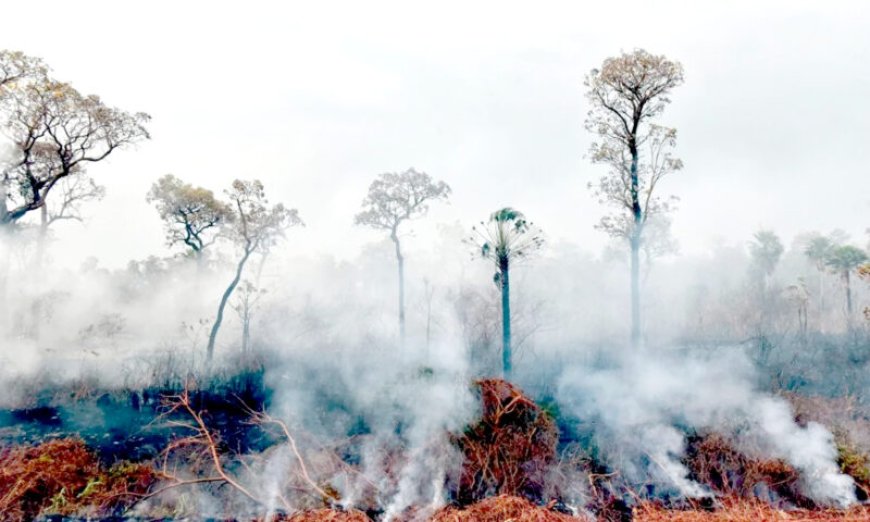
[0,51,150,226]
[147,174,231,258]
[585,49,684,240]
[354,168,451,233]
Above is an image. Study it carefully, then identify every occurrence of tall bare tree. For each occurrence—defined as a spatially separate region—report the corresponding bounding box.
[0,50,147,330]
[147,174,231,263]
[206,179,301,360]
[1,78,150,227]
[354,168,450,345]
[469,207,543,380]
[585,49,684,348]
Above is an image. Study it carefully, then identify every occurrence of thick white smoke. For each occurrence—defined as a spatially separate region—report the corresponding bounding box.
[557,346,856,507]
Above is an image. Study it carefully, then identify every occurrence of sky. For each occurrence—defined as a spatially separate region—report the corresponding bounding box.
[1,0,868,268]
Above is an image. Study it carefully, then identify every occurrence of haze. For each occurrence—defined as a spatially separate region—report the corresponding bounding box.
[0,0,868,269]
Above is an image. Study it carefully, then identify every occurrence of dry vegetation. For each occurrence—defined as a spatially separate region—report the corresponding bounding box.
[431,495,580,521]
[634,498,870,521]
[277,508,371,521]
[684,433,808,507]
[0,438,156,520]
[2,382,870,521]
[453,378,558,504]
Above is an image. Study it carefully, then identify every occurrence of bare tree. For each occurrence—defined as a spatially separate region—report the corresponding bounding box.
[785,279,809,341]
[585,49,684,349]
[469,207,543,380]
[354,168,450,345]
[232,280,266,353]
[33,174,106,265]
[147,174,231,263]
[206,179,301,360]
[421,278,436,356]
[1,77,150,227]
[0,50,146,330]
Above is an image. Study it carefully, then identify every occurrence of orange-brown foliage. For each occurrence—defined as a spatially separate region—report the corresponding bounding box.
[431,495,581,522]
[635,497,870,521]
[278,508,371,521]
[0,438,157,520]
[685,433,808,507]
[453,379,558,504]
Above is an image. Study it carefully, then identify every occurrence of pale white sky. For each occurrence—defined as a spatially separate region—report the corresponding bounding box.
[1,1,868,268]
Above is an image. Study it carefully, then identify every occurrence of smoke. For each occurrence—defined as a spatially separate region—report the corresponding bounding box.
[259,329,475,519]
[557,346,856,507]
[0,202,867,517]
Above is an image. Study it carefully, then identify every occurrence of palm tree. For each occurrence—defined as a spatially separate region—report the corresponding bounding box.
[470,208,543,380]
[826,245,868,320]
[803,234,834,324]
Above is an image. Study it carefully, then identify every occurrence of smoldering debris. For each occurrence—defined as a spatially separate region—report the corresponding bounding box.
[557,347,858,508]
[0,347,867,521]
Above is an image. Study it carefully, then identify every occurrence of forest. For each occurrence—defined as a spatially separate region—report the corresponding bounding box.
[0,7,869,522]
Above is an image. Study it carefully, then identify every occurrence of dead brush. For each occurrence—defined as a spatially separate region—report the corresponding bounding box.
[783,392,870,499]
[247,408,346,508]
[274,507,371,521]
[430,494,581,522]
[132,391,346,515]
[684,433,809,507]
[634,497,870,521]
[0,438,157,520]
[452,378,558,504]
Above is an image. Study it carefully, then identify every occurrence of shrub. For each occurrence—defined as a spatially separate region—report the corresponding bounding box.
[684,433,807,507]
[452,379,558,504]
[431,495,578,522]
[0,438,156,520]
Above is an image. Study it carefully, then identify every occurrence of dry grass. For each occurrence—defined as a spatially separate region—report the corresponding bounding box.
[431,495,582,522]
[453,379,558,504]
[0,438,157,520]
[277,507,371,521]
[684,433,808,507]
[635,498,870,521]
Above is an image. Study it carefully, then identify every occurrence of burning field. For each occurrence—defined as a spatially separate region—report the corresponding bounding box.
[2,22,870,522]
[1,358,869,522]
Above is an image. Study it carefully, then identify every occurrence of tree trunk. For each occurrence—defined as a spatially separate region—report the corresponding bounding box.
[818,267,825,333]
[0,181,9,226]
[629,141,643,349]
[630,233,641,348]
[391,231,405,346]
[500,256,512,380]
[207,249,251,361]
[241,311,250,353]
[0,223,10,333]
[35,204,48,269]
[845,269,853,316]
[426,295,432,356]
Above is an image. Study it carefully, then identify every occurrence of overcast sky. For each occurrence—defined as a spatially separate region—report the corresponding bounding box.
[1,1,868,268]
